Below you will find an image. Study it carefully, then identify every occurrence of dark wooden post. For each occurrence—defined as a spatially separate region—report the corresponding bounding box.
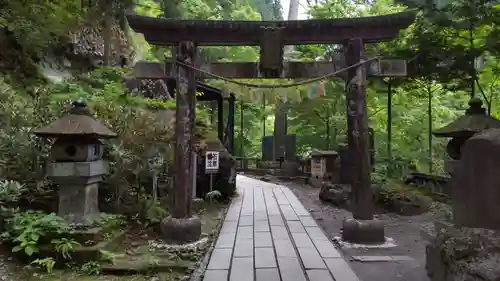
[387,80,392,167]
[345,38,373,221]
[228,95,236,155]
[240,102,245,157]
[173,41,197,218]
[217,96,224,143]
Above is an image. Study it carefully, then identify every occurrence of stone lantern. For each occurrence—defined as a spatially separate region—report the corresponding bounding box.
[433,98,500,175]
[34,100,117,225]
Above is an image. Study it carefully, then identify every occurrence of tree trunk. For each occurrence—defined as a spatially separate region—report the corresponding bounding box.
[387,81,392,175]
[325,106,331,150]
[326,119,330,150]
[240,102,245,157]
[428,85,433,173]
[102,0,112,67]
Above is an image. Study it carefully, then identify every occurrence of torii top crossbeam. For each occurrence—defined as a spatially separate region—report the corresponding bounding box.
[126,11,416,46]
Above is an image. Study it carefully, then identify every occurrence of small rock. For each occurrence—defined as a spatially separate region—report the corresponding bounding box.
[319,183,350,206]
[150,277,159,281]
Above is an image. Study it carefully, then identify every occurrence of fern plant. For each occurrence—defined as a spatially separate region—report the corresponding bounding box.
[205,190,222,203]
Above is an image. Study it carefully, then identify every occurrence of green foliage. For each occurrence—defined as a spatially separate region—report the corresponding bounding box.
[52,238,81,260]
[4,211,67,256]
[100,249,125,265]
[30,257,56,274]
[0,0,81,55]
[139,198,169,226]
[0,180,27,203]
[93,213,126,229]
[80,261,101,275]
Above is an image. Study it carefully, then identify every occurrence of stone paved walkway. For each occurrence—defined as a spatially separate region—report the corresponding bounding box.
[203,175,361,281]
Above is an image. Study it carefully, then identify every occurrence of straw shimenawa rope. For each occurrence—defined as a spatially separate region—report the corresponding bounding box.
[175,57,380,89]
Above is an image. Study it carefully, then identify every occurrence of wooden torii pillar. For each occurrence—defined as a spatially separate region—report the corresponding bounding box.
[127,11,415,244]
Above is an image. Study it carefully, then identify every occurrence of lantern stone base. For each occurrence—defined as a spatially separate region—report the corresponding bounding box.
[57,183,100,225]
[341,217,385,244]
[49,161,107,225]
[160,216,202,244]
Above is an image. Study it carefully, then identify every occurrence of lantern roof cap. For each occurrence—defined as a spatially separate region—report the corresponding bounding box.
[34,100,117,139]
[433,98,500,138]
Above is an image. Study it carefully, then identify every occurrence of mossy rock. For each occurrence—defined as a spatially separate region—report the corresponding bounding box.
[374,182,432,216]
[426,226,500,281]
[100,256,193,274]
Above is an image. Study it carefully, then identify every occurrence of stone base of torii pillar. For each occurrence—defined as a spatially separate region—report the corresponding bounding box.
[342,218,385,244]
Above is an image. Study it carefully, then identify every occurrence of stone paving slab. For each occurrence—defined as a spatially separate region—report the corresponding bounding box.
[203,175,361,281]
[202,269,228,281]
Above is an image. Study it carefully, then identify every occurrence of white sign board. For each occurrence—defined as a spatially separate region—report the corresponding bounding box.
[310,157,326,179]
[205,151,220,174]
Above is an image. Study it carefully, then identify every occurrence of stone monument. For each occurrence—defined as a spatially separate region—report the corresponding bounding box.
[450,129,500,229]
[425,128,500,281]
[34,100,117,225]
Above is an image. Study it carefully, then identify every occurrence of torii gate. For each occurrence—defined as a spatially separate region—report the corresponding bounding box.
[127,11,415,244]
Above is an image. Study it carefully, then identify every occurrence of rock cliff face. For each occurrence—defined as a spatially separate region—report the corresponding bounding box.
[426,224,500,281]
[2,8,133,83]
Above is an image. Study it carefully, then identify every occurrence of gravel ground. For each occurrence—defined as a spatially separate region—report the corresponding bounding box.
[259,176,432,281]
[0,252,21,281]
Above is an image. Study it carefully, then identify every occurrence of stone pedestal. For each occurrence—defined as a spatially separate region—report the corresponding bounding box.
[281,161,300,177]
[160,216,202,244]
[49,160,108,225]
[58,184,99,224]
[341,218,385,244]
